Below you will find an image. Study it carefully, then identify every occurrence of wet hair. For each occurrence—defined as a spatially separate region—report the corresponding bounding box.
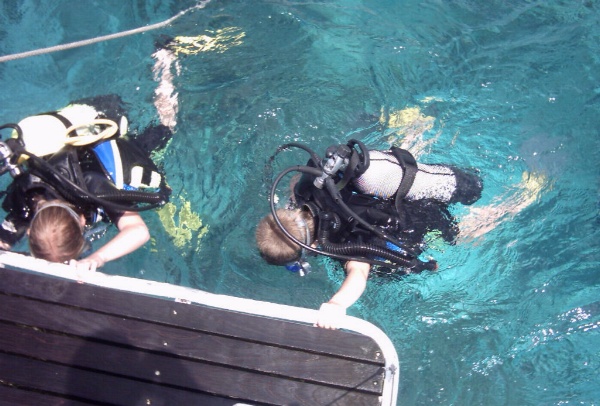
[29,200,86,263]
[255,209,314,266]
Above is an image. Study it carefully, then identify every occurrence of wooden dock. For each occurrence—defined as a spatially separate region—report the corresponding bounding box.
[0,252,398,405]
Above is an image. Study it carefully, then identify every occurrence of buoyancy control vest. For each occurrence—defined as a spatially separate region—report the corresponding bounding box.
[291,146,475,271]
[291,150,425,269]
[294,146,464,242]
[1,98,170,228]
[268,140,482,272]
[295,168,443,254]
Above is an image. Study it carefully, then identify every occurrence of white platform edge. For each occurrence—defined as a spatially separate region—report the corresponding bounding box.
[0,250,399,406]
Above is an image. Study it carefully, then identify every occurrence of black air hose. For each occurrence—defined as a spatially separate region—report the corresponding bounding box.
[95,189,167,204]
[26,152,168,212]
[268,145,437,271]
[317,213,425,270]
[323,177,421,258]
[320,239,416,268]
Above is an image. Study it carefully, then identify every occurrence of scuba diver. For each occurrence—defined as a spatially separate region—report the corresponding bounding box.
[256,139,483,328]
[0,95,171,271]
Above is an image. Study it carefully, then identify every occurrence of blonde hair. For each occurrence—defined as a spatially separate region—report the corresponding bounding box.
[29,200,86,263]
[255,209,314,265]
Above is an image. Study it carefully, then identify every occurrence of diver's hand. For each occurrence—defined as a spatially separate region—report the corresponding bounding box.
[69,258,101,272]
[0,240,11,250]
[316,302,346,329]
[77,251,108,271]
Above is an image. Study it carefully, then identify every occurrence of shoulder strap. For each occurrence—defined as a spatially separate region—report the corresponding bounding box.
[391,147,418,212]
[34,146,90,200]
[40,111,73,128]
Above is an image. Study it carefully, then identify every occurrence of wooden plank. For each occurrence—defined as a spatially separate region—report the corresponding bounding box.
[0,293,384,393]
[0,385,92,406]
[0,265,392,405]
[0,267,382,363]
[0,352,240,406]
[0,322,383,405]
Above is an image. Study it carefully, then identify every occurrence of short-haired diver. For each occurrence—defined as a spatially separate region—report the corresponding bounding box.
[256,139,483,328]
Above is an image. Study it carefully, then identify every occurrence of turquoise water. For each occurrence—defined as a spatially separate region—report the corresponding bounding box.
[1,1,599,405]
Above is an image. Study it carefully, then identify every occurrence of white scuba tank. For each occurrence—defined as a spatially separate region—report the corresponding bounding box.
[14,104,124,157]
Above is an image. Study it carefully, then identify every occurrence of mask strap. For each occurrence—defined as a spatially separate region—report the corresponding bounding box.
[33,202,83,232]
[294,215,311,258]
[285,215,311,276]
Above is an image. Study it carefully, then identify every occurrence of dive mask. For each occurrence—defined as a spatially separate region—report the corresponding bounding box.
[285,259,312,277]
[283,215,312,277]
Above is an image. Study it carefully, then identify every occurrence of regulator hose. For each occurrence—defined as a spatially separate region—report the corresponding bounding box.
[323,177,420,258]
[268,142,323,168]
[269,163,430,269]
[95,189,166,204]
[346,138,370,177]
[24,150,168,212]
[319,236,416,268]
[319,239,436,272]
[0,123,24,142]
[268,140,437,271]
[318,212,436,272]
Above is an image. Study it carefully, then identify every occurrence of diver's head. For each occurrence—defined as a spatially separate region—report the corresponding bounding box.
[29,200,87,263]
[255,208,314,274]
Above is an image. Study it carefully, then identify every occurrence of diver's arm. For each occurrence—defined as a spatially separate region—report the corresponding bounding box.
[75,211,150,271]
[316,260,371,329]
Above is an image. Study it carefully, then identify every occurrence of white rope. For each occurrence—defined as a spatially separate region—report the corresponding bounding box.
[0,1,211,63]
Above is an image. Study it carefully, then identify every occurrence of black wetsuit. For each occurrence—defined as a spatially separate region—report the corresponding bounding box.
[294,148,482,273]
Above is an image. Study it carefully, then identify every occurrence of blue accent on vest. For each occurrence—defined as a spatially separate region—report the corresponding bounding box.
[93,141,117,184]
[386,241,402,251]
[373,241,405,263]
